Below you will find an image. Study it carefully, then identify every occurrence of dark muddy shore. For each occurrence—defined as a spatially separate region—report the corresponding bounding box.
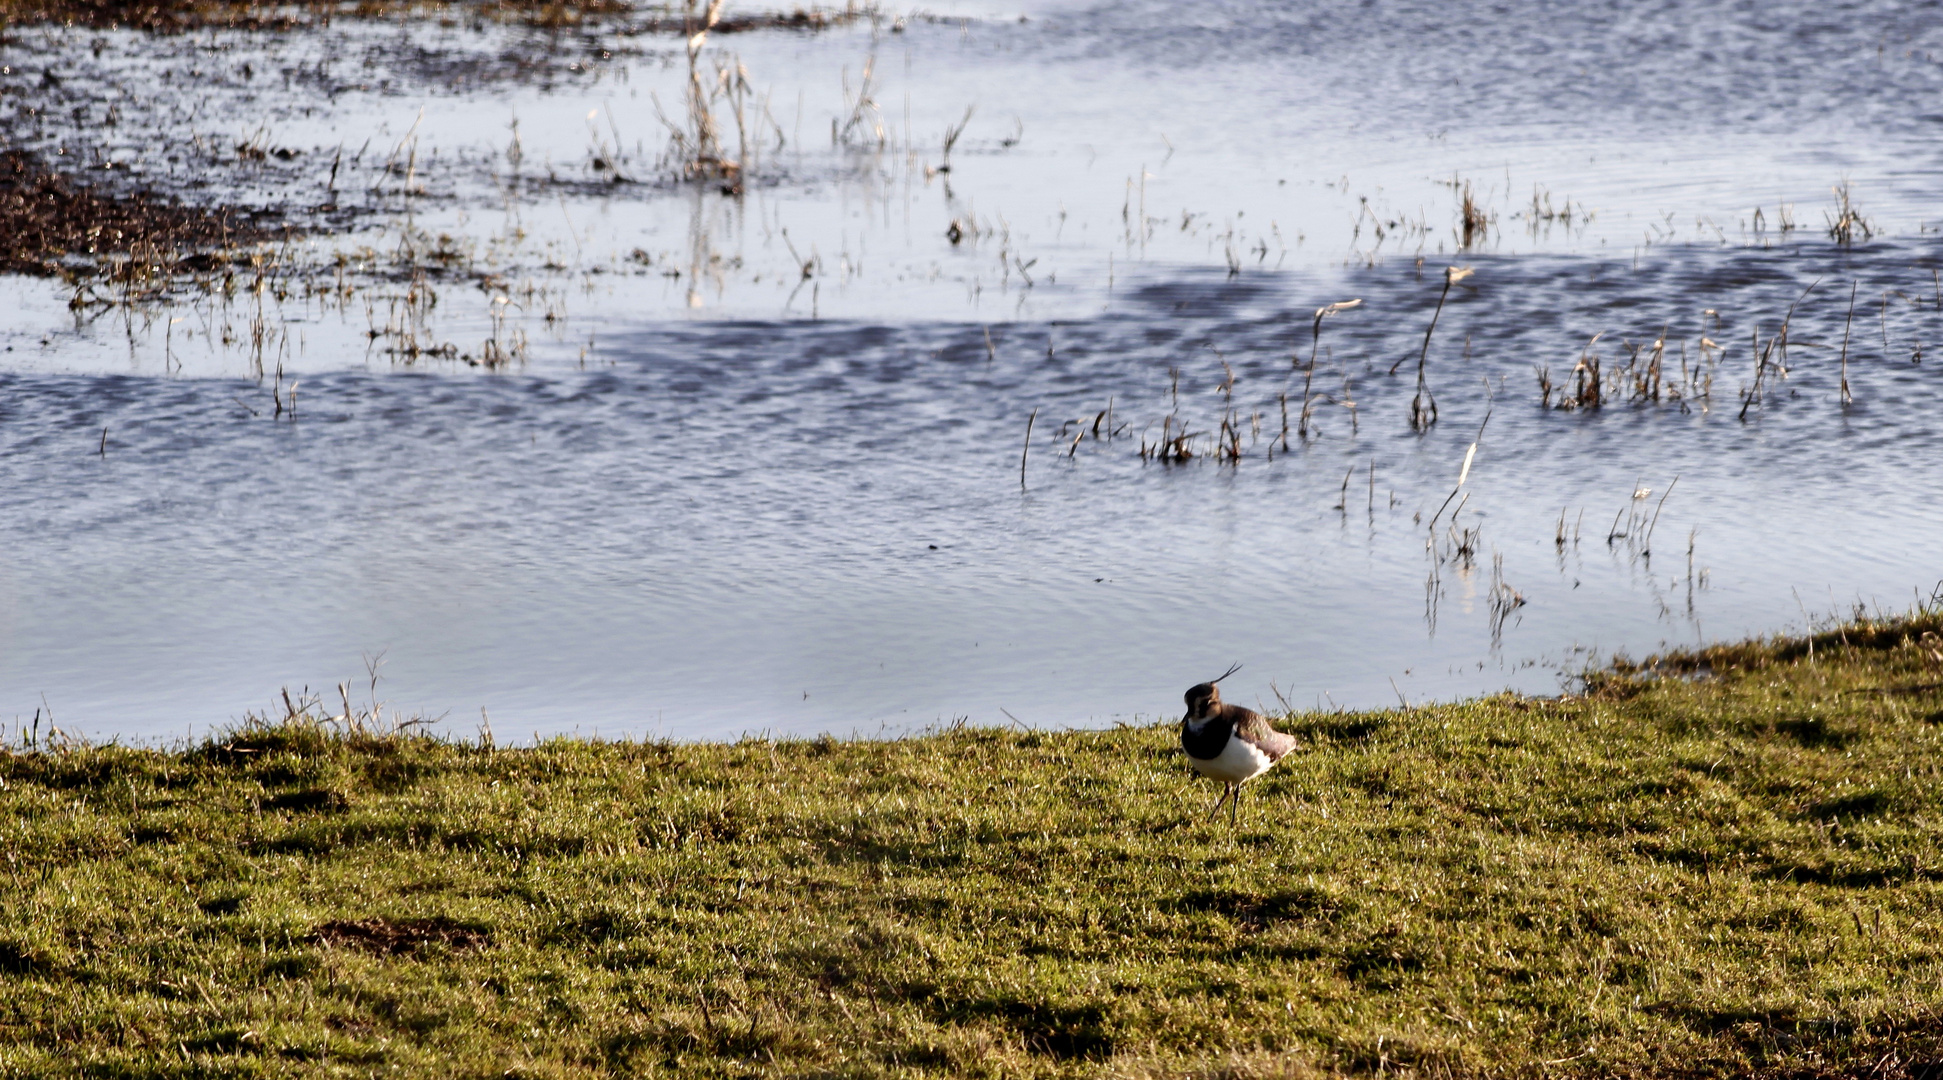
[0,0,852,32]
[2,0,632,33]
[0,0,857,285]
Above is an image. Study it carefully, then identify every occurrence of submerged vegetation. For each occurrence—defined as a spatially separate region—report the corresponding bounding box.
[5,610,1943,1076]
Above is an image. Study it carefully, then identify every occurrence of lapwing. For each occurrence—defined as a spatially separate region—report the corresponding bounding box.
[1180,664,1295,824]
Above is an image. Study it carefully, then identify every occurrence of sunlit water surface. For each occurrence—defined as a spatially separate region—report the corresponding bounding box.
[3,0,1942,739]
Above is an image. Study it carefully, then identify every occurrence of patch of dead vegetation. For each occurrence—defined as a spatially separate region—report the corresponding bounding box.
[0,0,863,32]
[629,7,848,33]
[0,0,633,32]
[0,151,283,278]
[311,916,490,955]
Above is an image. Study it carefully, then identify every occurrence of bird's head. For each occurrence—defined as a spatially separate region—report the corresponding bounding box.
[1183,681,1221,719]
[1183,663,1242,720]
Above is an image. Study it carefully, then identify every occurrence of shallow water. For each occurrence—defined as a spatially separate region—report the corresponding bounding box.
[3,1,1942,740]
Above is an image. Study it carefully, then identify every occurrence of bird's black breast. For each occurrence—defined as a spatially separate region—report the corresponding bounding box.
[1180,714,1233,761]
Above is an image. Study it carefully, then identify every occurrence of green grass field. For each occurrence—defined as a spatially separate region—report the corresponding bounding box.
[5,612,1943,1078]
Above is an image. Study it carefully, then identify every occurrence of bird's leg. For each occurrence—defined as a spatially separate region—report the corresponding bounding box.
[1205,783,1232,822]
[1229,784,1240,826]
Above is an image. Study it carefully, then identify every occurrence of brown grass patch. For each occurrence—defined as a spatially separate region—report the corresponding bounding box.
[312,916,491,955]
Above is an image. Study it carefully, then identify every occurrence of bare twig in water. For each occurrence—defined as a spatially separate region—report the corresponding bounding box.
[1643,475,1678,554]
[1427,406,1491,530]
[1020,407,1037,489]
[1487,551,1526,646]
[939,106,975,172]
[1839,281,1857,406]
[1393,267,1469,377]
[1738,328,1776,422]
[1775,276,1821,371]
[1333,466,1353,512]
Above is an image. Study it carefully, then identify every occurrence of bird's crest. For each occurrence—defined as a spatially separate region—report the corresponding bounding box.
[1210,662,1242,685]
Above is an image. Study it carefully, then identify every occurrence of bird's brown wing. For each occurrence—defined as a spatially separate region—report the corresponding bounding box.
[1230,707,1297,762]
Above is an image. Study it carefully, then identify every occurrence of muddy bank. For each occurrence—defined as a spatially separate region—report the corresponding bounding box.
[0,0,857,33]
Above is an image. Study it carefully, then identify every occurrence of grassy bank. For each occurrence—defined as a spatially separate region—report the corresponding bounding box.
[5,614,1943,1078]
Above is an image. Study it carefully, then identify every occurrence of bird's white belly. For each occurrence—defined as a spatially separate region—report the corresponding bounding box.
[1190,733,1275,784]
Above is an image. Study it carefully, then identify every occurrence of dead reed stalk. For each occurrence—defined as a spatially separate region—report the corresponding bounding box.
[1738,328,1777,422]
[1458,181,1489,250]
[1427,407,1490,531]
[1394,268,1469,431]
[1020,407,1036,488]
[1643,475,1678,555]
[1773,276,1820,376]
[1487,551,1526,645]
[652,0,745,188]
[1297,299,1361,441]
[1826,182,1874,246]
[837,56,884,147]
[939,106,974,172]
[1572,332,1604,410]
[1840,281,1857,406]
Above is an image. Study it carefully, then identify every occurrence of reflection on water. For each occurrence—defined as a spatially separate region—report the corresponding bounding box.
[8,245,1943,739]
[2,0,1942,739]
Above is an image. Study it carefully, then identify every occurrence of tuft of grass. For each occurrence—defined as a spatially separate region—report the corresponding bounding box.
[1825,183,1875,247]
[5,611,1943,1076]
